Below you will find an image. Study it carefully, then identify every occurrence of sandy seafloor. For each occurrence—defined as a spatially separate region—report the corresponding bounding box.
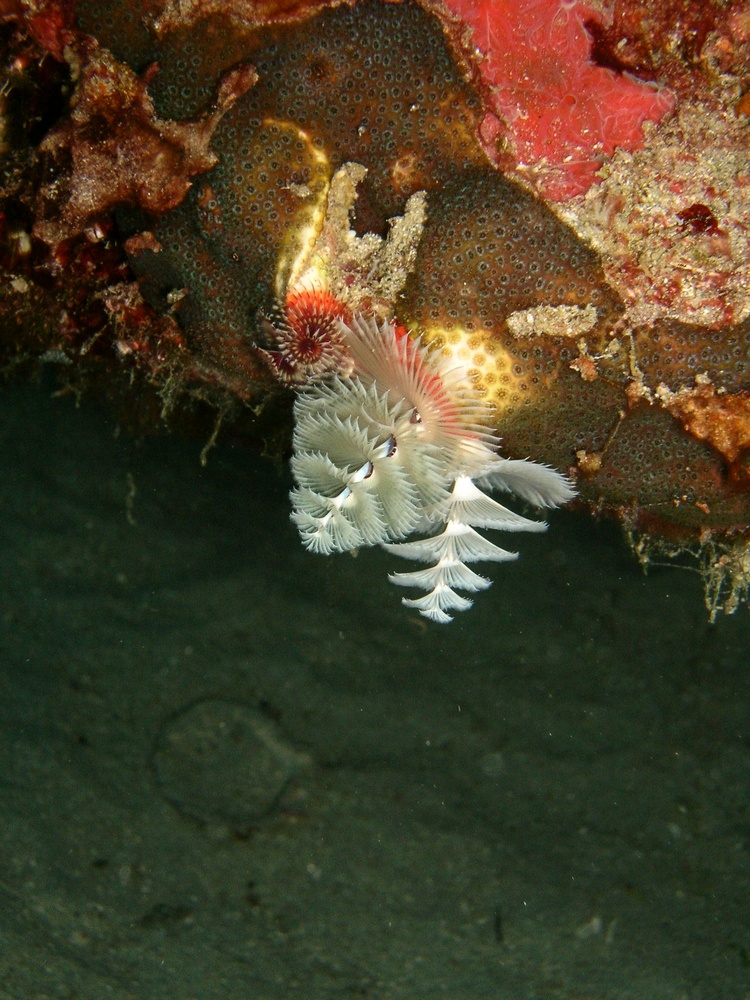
[0,376,748,1000]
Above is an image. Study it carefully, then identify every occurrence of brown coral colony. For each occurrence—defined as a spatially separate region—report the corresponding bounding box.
[1,0,749,617]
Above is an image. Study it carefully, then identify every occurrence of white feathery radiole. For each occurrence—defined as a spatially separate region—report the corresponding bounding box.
[287,313,576,622]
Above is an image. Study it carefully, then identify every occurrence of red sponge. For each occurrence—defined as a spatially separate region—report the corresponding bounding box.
[446,0,674,199]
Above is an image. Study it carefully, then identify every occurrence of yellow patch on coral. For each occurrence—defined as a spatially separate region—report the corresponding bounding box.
[421,324,536,414]
[263,119,331,298]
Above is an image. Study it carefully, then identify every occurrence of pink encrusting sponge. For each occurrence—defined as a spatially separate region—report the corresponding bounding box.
[289,315,575,622]
[444,0,675,199]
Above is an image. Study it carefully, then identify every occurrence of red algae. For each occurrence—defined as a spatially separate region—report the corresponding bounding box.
[33,39,257,247]
[443,0,674,199]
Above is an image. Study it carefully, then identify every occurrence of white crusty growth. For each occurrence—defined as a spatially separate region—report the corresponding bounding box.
[290,315,575,622]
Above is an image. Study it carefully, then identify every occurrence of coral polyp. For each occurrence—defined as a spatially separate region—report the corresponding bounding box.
[288,314,575,622]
